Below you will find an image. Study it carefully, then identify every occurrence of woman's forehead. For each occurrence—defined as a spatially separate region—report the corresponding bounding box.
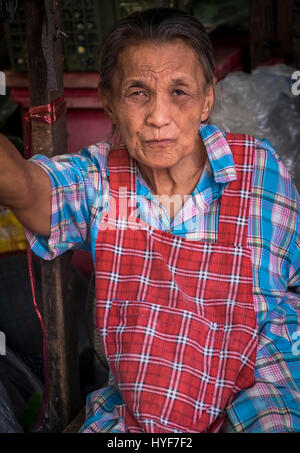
[114,39,205,86]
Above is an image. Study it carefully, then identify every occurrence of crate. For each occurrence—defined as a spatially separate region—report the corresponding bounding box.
[116,0,191,17]
[4,0,192,72]
[59,0,116,72]
[4,5,27,71]
[4,0,116,72]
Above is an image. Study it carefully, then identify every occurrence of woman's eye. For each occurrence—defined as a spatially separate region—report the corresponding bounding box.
[173,89,186,96]
[130,90,146,97]
[125,89,149,102]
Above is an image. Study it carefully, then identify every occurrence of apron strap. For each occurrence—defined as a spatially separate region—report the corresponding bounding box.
[108,145,137,219]
[217,133,254,246]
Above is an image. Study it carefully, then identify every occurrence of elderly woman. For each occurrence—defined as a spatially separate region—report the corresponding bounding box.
[0,8,300,433]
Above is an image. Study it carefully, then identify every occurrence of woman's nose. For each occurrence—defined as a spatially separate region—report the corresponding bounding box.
[145,96,171,129]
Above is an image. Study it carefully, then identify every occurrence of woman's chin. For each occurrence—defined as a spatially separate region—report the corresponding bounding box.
[138,156,179,169]
[135,147,182,169]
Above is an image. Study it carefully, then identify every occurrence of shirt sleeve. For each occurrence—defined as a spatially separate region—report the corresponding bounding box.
[79,372,127,433]
[225,138,300,433]
[23,143,110,261]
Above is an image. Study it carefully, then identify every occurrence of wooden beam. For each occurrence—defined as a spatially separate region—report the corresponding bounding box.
[250,0,274,69]
[274,0,293,59]
[4,71,101,90]
[250,0,293,69]
[25,0,81,432]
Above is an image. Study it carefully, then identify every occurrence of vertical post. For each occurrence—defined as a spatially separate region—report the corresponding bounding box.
[250,0,293,69]
[274,0,293,60]
[250,0,273,69]
[25,0,81,432]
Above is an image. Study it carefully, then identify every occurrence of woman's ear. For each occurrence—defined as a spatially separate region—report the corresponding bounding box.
[98,83,116,124]
[200,77,216,122]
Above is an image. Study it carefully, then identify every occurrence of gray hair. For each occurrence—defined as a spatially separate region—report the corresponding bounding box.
[99,7,215,92]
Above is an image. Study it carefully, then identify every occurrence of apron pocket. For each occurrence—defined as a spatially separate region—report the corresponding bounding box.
[105,299,227,431]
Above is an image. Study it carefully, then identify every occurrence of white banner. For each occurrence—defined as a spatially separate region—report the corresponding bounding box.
[0,71,6,96]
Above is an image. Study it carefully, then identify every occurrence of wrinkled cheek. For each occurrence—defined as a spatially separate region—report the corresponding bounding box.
[118,125,140,153]
[116,112,137,141]
[117,120,133,142]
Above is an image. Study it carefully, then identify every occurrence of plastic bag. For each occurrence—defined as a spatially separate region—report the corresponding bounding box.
[210,64,300,191]
[0,380,23,433]
[0,346,45,432]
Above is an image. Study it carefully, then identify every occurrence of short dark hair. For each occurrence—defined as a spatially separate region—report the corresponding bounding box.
[99,8,215,92]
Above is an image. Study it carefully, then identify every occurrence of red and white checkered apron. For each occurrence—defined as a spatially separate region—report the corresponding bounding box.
[94,133,258,433]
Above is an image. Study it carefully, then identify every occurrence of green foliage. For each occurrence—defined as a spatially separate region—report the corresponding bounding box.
[193,0,249,32]
[18,391,42,432]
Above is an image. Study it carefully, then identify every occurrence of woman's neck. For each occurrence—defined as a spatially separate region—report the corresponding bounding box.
[137,139,207,221]
[137,139,207,197]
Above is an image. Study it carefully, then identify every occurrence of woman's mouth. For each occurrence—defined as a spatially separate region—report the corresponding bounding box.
[144,139,175,147]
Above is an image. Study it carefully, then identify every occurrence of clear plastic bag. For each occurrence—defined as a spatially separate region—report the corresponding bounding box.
[0,346,44,432]
[0,380,23,433]
[210,64,300,191]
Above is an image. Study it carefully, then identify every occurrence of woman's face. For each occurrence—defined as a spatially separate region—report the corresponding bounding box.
[101,39,215,169]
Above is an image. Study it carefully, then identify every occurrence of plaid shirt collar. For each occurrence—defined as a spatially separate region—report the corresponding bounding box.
[199,123,237,184]
[136,124,237,209]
